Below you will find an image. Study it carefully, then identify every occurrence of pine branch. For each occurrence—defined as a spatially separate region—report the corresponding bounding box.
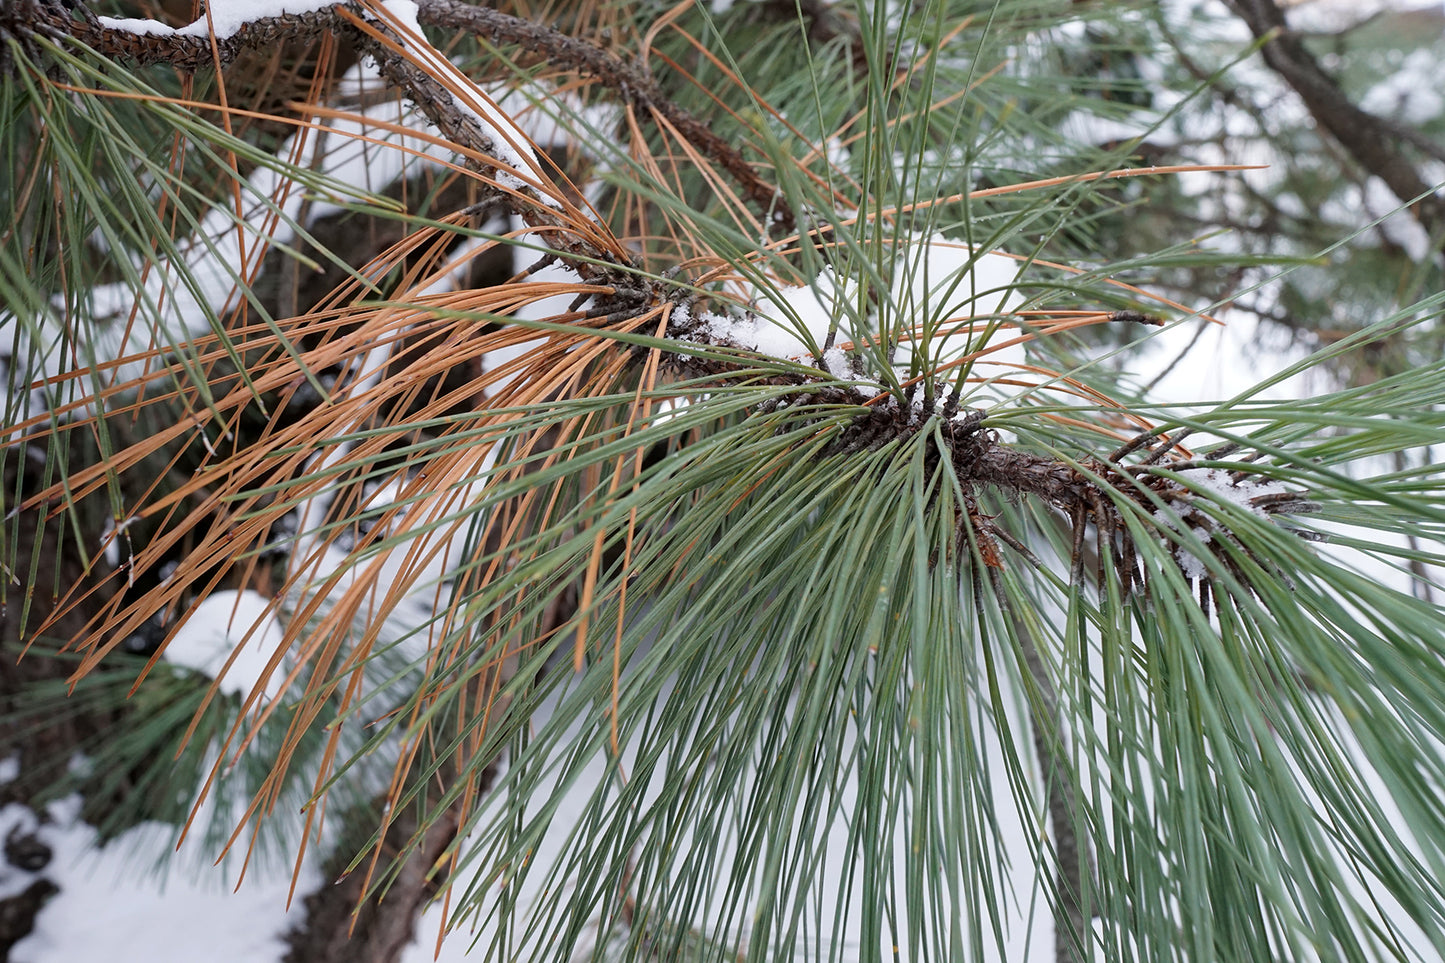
[18,0,792,242]
[19,0,1308,585]
[412,0,794,234]
[16,1,336,69]
[11,0,1322,608]
[995,570,1092,963]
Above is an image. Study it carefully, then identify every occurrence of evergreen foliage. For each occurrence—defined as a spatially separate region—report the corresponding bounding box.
[2,0,1443,960]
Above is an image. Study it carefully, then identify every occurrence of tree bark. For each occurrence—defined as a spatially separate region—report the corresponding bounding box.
[282,762,497,963]
[1225,0,1445,247]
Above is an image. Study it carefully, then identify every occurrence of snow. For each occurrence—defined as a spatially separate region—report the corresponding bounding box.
[1360,47,1445,126]
[0,754,18,785]
[885,236,1027,375]
[10,795,316,963]
[1151,468,1293,579]
[99,517,122,569]
[1172,466,1288,509]
[479,219,583,397]
[821,345,849,377]
[1362,178,1434,261]
[708,234,1028,410]
[162,589,287,700]
[281,441,499,690]
[746,273,846,359]
[98,0,342,40]
[1282,0,1445,33]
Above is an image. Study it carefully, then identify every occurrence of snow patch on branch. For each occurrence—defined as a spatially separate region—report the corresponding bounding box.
[1154,467,1292,579]
[688,234,1030,408]
[98,0,341,39]
[700,269,851,360]
[164,589,286,700]
[97,0,566,198]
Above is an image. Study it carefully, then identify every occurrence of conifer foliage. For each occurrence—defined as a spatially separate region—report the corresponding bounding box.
[2,0,1444,961]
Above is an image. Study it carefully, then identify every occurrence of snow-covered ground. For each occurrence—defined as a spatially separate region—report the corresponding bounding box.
[2,792,318,962]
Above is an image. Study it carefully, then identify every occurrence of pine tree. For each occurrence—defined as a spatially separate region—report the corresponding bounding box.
[3,0,1444,961]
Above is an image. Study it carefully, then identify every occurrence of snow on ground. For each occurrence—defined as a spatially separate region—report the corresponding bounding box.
[8,793,319,963]
[4,657,1052,963]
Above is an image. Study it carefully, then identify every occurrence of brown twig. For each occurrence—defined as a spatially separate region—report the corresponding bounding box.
[985,566,1093,963]
[1225,0,1445,249]
[24,0,792,238]
[412,0,793,234]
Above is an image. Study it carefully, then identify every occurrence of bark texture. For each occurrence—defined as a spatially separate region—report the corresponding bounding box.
[1226,0,1445,247]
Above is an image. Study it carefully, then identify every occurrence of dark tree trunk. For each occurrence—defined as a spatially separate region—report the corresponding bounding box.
[282,762,498,963]
[1226,0,1445,248]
